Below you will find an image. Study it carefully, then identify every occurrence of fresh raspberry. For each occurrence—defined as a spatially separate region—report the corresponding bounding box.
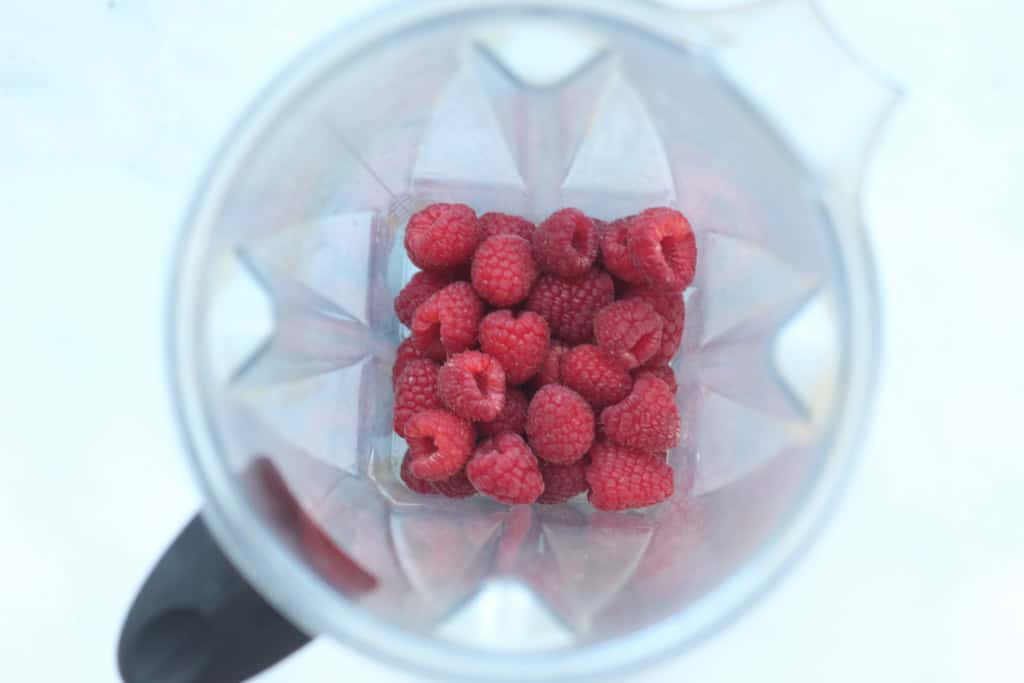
[392,338,424,389]
[627,207,697,291]
[598,218,645,284]
[600,374,681,452]
[471,235,539,307]
[392,359,442,436]
[411,281,483,360]
[537,459,589,504]
[634,365,678,394]
[532,208,599,277]
[404,409,475,481]
[400,449,439,495]
[478,310,550,384]
[393,270,450,327]
[526,385,595,464]
[524,269,614,344]
[466,432,544,505]
[593,299,664,369]
[560,344,633,408]
[533,340,569,389]
[400,450,475,498]
[432,467,477,499]
[586,440,674,511]
[624,286,685,366]
[404,203,481,270]
[438,351,506,422]
[480,212,535,241]
[478,387,529,437]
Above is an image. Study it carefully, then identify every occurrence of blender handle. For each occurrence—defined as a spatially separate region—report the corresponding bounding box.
[117,513,311,683]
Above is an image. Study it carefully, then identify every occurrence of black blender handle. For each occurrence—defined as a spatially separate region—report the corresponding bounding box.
[117,513,311,683]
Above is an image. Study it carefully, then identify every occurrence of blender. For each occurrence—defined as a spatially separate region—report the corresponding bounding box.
[119,1,897,680]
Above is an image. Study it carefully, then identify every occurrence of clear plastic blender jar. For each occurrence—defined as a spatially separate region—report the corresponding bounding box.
[119,1,897,681]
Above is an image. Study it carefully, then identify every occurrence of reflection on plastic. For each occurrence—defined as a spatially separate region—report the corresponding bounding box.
[248,456,379,595]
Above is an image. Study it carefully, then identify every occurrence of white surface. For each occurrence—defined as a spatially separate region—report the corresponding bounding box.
[2,0,1022,681]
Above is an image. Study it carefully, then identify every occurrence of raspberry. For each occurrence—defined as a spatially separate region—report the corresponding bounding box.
[532,208,599,277]
[560,344,633,407]
[471,235,539,307]
[466,432,544,505]
[525,269,614,344]
[537,459,589,504]
[404,203,481,270]
[400,449,476,498]
[393,270,450,327]
[600,374,681,452]
[478,387,529,436]
[634,365,678,394]
[432,467,477,499]
[411,281,483,360]
[526,385,595,464]
[400,449,439,495]
[533,340,568,389]
[624,286,685,366]
[593,299,664,369]
[478,310,550,385]
[598,218,645,284]
[404,409,475,481]
[585,440,674,511]
[438,351,507,422]
[392,338,424,389]
[392,359,442,436]
[480,212,535,241]
[627,207,697,291]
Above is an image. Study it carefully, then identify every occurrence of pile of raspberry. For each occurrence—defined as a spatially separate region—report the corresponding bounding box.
[392,204,696,511]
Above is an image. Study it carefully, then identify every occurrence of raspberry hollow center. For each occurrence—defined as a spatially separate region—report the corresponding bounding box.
[661,234,684,267]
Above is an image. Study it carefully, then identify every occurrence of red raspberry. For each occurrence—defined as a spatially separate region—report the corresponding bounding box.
[593,299,664,369]
[400,450,476,498]
[404,203,481,270]
[524,269,614,344]
[466,432,544,505]
[526,385,595,464]
[471,235,539,307]
[480,212,535,241]
[411,282,483,360]
[624,286,685,366]
[478,387,529,437]
[393,270,450,327]
[627,207,697,291]
[392,338,424,389]
[478,310,550,385]
[600,374,681,452]
[532,208,599,277]
[404,409,475,481]
[432,467,477,499]
[537,459,589,504]
[392,359,442,436]
[634,365,678,394]
[533,340,568,389]
[598,218,645,284]
[560,344,633,408]
[586,440,674,511]
[400,449,439,495]
[438,351,506,422]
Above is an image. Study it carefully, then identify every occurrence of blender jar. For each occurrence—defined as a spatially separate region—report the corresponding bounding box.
[120,1,897,681]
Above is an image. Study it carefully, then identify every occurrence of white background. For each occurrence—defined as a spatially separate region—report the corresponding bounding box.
[2,0,1022,680]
